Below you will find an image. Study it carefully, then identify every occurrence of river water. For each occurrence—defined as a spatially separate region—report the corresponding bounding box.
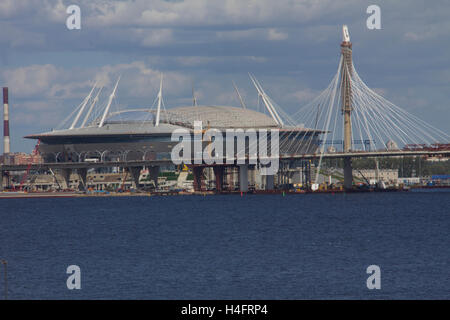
[0,190,449,299]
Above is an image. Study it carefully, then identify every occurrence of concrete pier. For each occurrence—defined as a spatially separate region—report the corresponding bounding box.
[238,165,248,192]
[213,166,224,192]
[60,168,71,189]
[192,166,204,192]
[343,157,353,190]
[77,168,87,189]
[0,170,4,191]
[148,166,160,189]
[265,174,274,190]
[128,166,142,189]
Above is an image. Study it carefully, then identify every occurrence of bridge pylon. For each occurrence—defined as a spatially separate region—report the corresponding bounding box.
[340,25,354,190]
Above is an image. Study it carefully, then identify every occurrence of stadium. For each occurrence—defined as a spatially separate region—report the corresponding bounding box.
[25,76,323,164]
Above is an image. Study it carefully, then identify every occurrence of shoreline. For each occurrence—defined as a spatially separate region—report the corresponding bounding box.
[2,186,449,199]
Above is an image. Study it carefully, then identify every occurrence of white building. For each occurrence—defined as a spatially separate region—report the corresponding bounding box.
[354,169,398,184]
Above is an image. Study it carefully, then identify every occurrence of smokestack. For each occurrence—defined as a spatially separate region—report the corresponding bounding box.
[3,87,10,155]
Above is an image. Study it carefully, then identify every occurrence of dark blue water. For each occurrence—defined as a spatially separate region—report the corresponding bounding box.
[0,190,449,299]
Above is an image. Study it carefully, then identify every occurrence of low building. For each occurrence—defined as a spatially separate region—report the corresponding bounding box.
[354,169,398,184]
[431,175,450,186]
[11,152,43,165]
[398,177,421,185]
[425,156,449,162]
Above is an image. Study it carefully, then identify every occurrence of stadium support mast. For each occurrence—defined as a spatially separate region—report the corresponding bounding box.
[99,76,120,128]
[249,74,284,126]
[192,82,198,107]
[81,86,103,128]
[232,81,247,109]
[70,81,98,129]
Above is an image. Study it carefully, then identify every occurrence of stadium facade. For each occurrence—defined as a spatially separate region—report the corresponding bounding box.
[26,106,322,163]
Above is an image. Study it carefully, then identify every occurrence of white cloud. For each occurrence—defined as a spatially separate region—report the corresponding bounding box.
[93,61,189,97]
[0,24,47,48]
[291,88,318,103]
[404,32,422,41]
[176,56,218,66]
[2,64,61,97]
[267,28,288,41]
[216,29,262,41]
[1,0,450,152]
[0,0,361,51]
[0,0,32,19]
[1,61,190,107]
[175,55,267,66]
[137,28,174,47]
[87,0,340,28]
[216,28,289,41]
[402,19,450,42]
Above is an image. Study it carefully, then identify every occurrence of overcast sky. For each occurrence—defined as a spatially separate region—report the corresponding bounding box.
[1,0,449,152]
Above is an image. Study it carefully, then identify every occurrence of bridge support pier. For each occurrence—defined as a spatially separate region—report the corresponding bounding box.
[278,162,290,189]
[239,165,249,192]
[129,166,142,190]
[300,160,312,190]
[60,168,71,189]
[148,166,159,189]
[192,166,204,192]
[0,170,4,191]
[77,168,87,190]
[265,174,274,190]
[343,157,353,190]
[213,166,224,192]
[249,165,256,191]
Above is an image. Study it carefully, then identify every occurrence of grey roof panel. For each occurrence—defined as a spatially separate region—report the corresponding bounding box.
[26,105,320,139]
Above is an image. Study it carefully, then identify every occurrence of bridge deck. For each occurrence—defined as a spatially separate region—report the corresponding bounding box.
[1,150,449,172]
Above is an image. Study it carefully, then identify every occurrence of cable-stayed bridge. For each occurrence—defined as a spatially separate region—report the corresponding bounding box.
[251,25,450,189]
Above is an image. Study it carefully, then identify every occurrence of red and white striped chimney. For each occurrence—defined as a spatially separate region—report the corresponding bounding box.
[3,87,10,155]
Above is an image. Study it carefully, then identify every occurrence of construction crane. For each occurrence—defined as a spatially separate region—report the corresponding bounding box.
[18,140,41,191]
[119,169,129,192]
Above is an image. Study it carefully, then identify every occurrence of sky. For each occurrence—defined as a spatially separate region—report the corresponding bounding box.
[0,0,449,152]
